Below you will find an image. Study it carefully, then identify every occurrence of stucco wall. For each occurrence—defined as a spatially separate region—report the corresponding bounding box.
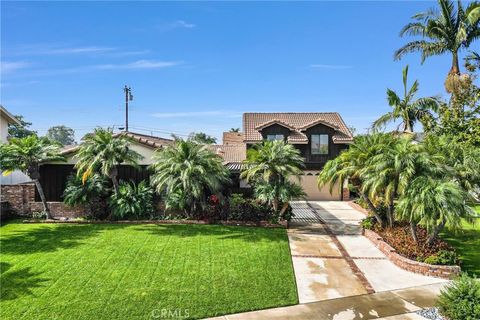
[0,116,8,143]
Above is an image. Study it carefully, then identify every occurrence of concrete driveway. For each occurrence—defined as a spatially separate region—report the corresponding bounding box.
[288,201,447,304]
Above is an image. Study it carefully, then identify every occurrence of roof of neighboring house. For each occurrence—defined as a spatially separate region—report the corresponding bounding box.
[222,132,244,145]
[205,144,247,164]
[243,112,353,144]
[60,131,173,155]
[0,105,21,125]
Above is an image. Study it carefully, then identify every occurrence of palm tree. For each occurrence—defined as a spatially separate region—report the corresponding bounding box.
[361,136,436,228]
[318,134,396,226]
[0,135,65,219]
[241,140,304,213]
[397,175,475,245]
[372,66,440,133]
[254,180,306,219]
[229,128,240,132]
[63,174,109,219]
[150,140,231,215]
[395,0,480,86]
[74,128,142,193]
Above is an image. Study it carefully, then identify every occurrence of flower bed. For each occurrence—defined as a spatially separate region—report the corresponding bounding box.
[364,227,461,279]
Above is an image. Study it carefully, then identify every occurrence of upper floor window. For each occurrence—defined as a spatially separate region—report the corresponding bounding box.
[311,134,329,154]
[266,134,284,141]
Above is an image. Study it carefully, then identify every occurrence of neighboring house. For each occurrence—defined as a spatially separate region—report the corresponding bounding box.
[0,105,21,143]
[222,132,244,145]
[0,105,31,185]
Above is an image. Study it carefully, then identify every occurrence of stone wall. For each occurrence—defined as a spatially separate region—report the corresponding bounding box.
[0,183,35,214]
[1,184,85,218]
[364,229,460,279]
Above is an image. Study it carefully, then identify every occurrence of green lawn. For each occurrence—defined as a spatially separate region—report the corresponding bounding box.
[441,205,480,276]
[0,222,297,319]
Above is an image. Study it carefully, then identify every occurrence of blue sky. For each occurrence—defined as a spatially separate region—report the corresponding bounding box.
[0,1,469,141]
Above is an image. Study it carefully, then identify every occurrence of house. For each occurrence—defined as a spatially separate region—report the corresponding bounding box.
[0,105,31,185]
[220,112,354,200]
[37,132,173,202]
[0,105,21,143]
[35,111,352,210]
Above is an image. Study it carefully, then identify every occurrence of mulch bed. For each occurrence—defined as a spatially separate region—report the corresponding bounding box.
[372,223,454,261]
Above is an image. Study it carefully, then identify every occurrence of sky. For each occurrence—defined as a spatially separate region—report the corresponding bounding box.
[1,1,475,142]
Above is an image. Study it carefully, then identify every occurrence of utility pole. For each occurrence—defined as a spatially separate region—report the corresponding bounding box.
[123,85,133,131]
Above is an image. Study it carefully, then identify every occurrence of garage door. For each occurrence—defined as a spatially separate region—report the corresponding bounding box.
[295,172,341,201]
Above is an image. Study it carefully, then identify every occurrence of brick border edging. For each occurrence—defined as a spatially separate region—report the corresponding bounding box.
[22,219,287,228]
[363,229,460,279]
[347,201,369,215]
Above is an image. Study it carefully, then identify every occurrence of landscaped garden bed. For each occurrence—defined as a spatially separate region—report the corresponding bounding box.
[0,221,298,319]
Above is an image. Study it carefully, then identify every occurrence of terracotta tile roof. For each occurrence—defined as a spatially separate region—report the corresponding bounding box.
[205,144,247,164]
[60,131,173,155]
[222,132,244,145]
[243,112,353,144]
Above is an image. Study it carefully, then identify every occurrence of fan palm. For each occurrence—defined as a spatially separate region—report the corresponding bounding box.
[241,140,304,213]
[395,0,480,81]
[0,135,65,219]
[74,128,143,193]
[150,140,231,215]
[397,175,475,245]
[318,133,395,226]
[373,66,440,133]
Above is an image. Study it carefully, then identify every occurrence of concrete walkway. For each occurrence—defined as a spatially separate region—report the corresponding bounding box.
[206,201,449,320]
[288,201,447,303]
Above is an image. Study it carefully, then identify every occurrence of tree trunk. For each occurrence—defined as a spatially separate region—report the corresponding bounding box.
[426,220,446,246]
[358,190,384,226]
[449,51,460,75]
[387,192,395,228]
[410,222,418,244]
[33,179,52,219]
[111,174,119,194]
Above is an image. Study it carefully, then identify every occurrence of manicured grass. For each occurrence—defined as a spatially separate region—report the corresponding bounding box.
[0,222,297,319]
[441,205,480,276]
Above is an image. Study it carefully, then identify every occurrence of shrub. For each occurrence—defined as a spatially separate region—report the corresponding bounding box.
[227,193,271,222]
[109,181,155,220]
[32,211,47,220]
[437,274,480,320]
[423,250,459,266]
[361,217,376,230]
[63,174,109,219]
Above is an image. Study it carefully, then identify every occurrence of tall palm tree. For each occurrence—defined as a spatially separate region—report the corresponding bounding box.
[318,134,396,226]
[0,135,65,219]
[372,66,440,133]
[241,140,304,213]
[395,0,480,82]
[150,140,231,215]
[74,128,142,193]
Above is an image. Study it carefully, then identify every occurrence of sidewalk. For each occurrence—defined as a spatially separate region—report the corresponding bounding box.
[207,282,445,320]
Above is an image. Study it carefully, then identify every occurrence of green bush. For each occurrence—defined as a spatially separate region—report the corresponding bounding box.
[361,217,376,230]
[227,193,271,222]
[109,181,155,220]
[31,211,47,220]
[63,174,109,219]
[423,250,459,265]
[437,274,480,320]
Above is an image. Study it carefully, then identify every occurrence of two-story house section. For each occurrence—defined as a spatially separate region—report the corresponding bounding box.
[242,112,354,200]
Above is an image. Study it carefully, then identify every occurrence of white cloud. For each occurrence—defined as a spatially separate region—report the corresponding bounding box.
[42,46,116,54]
[171,20,196,29]
[152,111,241,118]
[309,64,353,70]
[95,60,181,70]
[1,61,30,73]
